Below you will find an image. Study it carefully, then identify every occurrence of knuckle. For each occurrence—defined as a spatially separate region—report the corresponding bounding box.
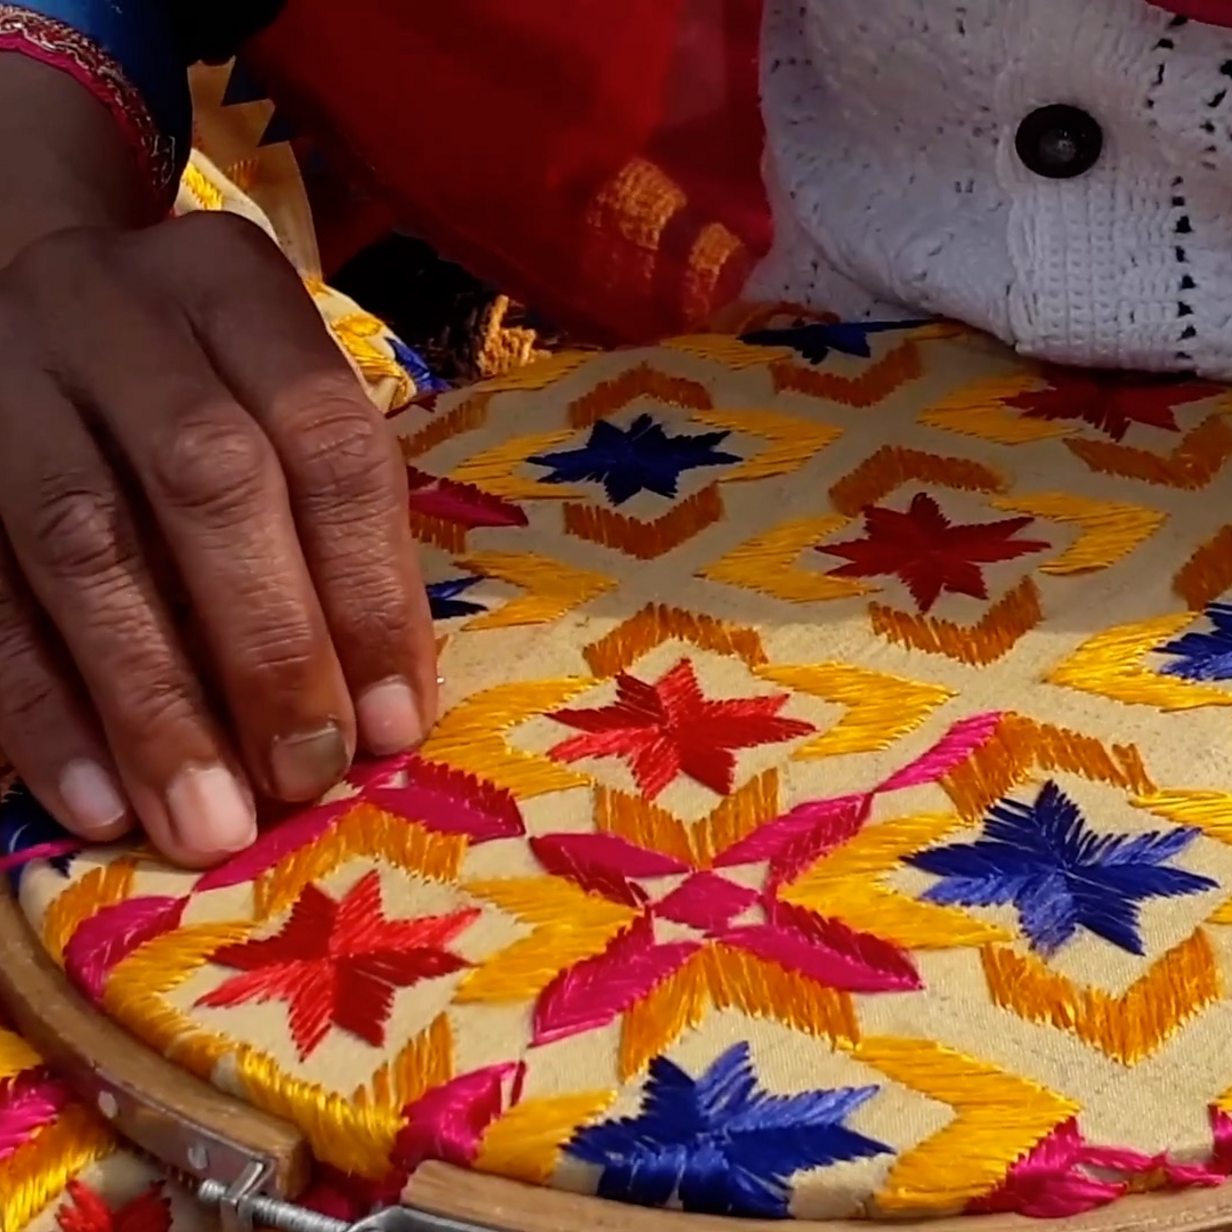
[164,210,278,270]
[149,412,276,525]
[331,573,416,648]
[25,475,134,580]
[232,622,321,688]
[289,397,401,515]
[110,671,200,738]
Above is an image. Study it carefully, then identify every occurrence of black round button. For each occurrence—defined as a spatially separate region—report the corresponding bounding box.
[1015,104,1103,180]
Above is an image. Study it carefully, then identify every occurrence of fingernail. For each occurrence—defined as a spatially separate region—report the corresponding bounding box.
[59,760,126,835]
[166,766,256,854]
[269,723,350,801]
[356,678,423,755]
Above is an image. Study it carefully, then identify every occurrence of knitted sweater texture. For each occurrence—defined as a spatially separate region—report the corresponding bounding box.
[750,1,1232,377]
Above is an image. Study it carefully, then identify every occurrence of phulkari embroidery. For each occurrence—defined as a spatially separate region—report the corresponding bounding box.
[0,1019,200,1232]
[10,319,1232,1228]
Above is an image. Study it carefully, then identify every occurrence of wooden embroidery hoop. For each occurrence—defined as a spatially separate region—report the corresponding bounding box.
[1,883,1229,1232]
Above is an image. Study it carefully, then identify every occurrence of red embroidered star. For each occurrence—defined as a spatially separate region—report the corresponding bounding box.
[548,658,815,798]
[197,871,477,1059]
[1003,369,1212,441]
[56,1182,171,1232]
[819,492,1049,612]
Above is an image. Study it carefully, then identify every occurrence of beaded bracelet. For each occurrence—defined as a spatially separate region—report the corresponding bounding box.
[0,1,191,214]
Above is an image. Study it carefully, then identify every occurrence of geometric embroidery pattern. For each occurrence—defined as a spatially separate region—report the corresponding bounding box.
[9,324,1232,1226]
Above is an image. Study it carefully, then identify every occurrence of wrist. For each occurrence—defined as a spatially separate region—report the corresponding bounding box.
[0,54,147,263]
[0,3,191,221]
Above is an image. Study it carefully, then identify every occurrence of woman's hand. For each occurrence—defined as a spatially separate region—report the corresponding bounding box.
[0,212,437,866]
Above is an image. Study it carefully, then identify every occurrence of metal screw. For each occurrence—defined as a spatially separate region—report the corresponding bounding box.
[186,1143,210,1173]
[96,1092,119,1121]
[197,1179,349,1232]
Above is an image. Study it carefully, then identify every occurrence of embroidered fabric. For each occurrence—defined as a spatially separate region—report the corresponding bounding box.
[750,0,1232,380]
[7,311,1232,1228]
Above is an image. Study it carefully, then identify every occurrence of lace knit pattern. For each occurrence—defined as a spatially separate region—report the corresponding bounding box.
[750,1,1232,378]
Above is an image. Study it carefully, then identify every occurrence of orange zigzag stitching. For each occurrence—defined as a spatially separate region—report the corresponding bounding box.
[829,446,1006,517]
[568,363,713,429]
[619,943,858,1081]
[940,715,1155,823]
[582,602,768,676]
[41,860,136,966]
[400,393,493,459]
[475,1091,618,1185]
[253,802,466,921]
[407,513,467,553]
[870,577,1042,666]
[981,929,1220,1065]
[852,1038,1078,1217]
[596,773,779,869]
[360,1013,452,1117]
[1067,415,1232,488]
[1175,526,1232,610]
[771,342,923,407]
[563,483,723,559]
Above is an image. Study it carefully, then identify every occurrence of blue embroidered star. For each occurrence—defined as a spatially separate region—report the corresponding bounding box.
[566,1042,890,1218]
[739,319,927,364]
[1156,603,1232,682]
[908,781,1216,956]
[528,414,740,506]
[427,577,487,621]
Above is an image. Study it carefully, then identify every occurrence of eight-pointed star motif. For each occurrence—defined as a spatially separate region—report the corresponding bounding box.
[197,870,477,1059]
[567,1041,890,1218]
[818,492,1049,612]
[529,413,740,505]
[908,781,1216,956]
[548,658,816,798]
[1003,369,1211,442]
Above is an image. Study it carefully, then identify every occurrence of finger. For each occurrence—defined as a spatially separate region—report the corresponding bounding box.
[166,214,437,754]
[31,231,356,804]
[0,370,255,866]
[0,533,131,842]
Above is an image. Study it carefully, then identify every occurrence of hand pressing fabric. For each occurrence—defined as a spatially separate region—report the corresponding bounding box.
[0,58,437,867]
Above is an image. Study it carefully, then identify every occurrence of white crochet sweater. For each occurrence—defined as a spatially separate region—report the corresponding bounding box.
[750,0,1232,377]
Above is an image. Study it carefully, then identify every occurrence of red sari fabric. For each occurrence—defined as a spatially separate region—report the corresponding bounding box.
[1149,0,1232,23]
[247,0,770,342]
